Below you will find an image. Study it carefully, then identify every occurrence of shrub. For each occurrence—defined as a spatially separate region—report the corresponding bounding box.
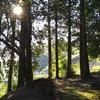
[0,83,7,98]
[71,64,80,76]
[91,65,100,72]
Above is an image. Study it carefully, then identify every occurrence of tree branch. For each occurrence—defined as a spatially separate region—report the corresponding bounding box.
[0,38,19,55]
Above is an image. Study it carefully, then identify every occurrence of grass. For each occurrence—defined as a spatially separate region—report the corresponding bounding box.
[61,87,100,100]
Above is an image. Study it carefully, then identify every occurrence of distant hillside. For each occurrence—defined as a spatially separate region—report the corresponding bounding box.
[37,55,48,72]
[36,53,100,73]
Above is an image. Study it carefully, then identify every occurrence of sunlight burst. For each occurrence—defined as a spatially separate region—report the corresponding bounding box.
[13,5,22,15]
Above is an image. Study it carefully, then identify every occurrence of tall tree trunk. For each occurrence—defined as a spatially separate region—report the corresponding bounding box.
[0,20,1,31]
[17,2,33,88]
[80,0,91,79]
[0,1,2,33]
[7,21,15,92]
[66,0,72,78]
[17,18,26,88]
[8,50,14,93]
[25,4,33,88]
[55,0,59,78]
[48,0,52,78]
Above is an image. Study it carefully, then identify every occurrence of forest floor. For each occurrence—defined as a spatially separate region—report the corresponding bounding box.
[0,72,100,100]
[55,72,100,100]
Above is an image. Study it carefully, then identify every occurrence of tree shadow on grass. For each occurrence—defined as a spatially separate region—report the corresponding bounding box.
[61,88,88,100]
[60,87,100,100]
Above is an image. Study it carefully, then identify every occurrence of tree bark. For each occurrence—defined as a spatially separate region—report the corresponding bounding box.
[17,4,33,88]
[55,0,59,78]
[80,0,91,79]
[48,0,52,78]
[66,0,72,78]
[25,5,33,88]
[17,18,26,88]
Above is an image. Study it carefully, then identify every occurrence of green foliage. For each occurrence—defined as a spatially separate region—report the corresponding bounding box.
[65,64,80,78]
[72,64,80,76]
[91,66,100,72]
[12,83,17,91]
[87,34,100,59]
[0,83,7,98]
[59,58,67,77]
[0,83,17,98]
[52,57,67,78]
[86,0,100,59]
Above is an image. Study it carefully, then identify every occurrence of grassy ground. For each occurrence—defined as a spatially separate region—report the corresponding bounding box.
[60,87,100,100]
[55,77,100,100]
